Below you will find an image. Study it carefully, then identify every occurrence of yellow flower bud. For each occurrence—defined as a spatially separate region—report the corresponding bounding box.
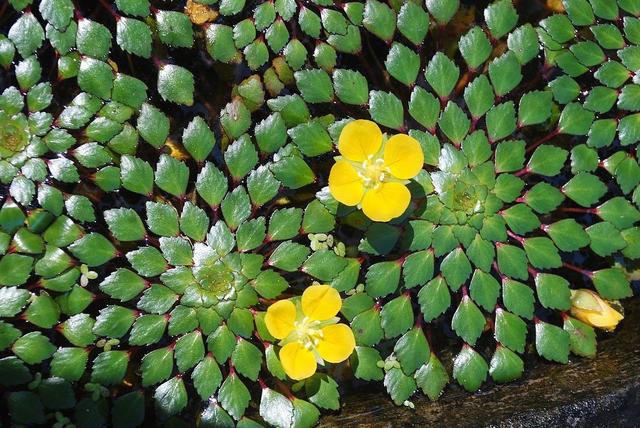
[569,289,624,332]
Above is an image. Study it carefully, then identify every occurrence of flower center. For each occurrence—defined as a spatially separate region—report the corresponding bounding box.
[358,156,388,189]
[293,317,324,350]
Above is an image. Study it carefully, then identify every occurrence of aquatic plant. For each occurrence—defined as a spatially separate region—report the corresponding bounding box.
[0,0,637,426]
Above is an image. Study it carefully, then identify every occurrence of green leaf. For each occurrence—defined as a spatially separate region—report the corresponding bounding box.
[508,24,539,64]
[104,208,145,242]
[154,376,188,419]
[175,330,205,373]
[120,155,153,196]
[362,0,396,42]
[116,17,152,58]
[255,113,287,153]
[77,18,111,60]
[295,69,334,103]
[524,238,562,269]
[77,57,113,99]
[137,103,169,148]
[397,2,429,45]
[129,315,167,346]
[564,316,597,358]
[365,261,401,298]
[12,331,55,364]
[155,155,189,197]
[0,253,32,285]
[558,103,594,135]
[494,139,525,173]
[484,0,518,39]
[489,52,522,96]
[495,309,527,353]
[50,347,88,382]
[587,222,626,257]
[231,338,262,381]
[192,354,222,400]
[438,101,470,144]
[544,219,590,252]
[415,352,449,400]
[440,247,472,291]
[459,26,492,70]
[486,102,516,142]
[369,90,404,130]
[380,294,413,338]
[141,347,174,387]
[518,91,553,126]
[426,0,459,24]
[156,10,193,48]
[394,327,429,374]
[9,12,45,57]
[91,351,128,385]
[564,0,595,25]
[501,203,540,234]
[527,145,568,176]
[350,346,384,381]
[384,367,416,405]
[452,345,488,392]
[497,244,528,280]
[409,87,439,130]
[385,42,420,86]
[61,313,96,346]
[259,388,294,428]
[8,391,45,425]
[451,295,486,345]
[333,69,369,105]
[597,197,640,229]
[562,173,606,207]
[425,52,459,99]
[418,277,451,322]
[469,269,500,311]
[219,374,251,420]
[489,346,524,383]
[535,321,569,363]
[305,374,340,410]
[158,64,194,106]
[591,267,632,299]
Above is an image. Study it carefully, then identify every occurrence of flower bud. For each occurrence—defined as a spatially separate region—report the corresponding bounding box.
[569,289,624,331]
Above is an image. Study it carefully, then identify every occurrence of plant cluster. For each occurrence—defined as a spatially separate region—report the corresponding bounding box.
[0,0,637,427]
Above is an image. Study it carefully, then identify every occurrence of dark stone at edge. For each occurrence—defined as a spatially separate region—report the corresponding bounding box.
[319,299,640,428]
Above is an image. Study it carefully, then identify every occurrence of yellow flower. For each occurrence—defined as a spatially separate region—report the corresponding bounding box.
[264,284,355,380]
[328,119,424,222]
[570,289,624,331]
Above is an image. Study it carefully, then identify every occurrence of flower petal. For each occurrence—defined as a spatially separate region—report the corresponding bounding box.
[301,284,342,321]
[328,160,365,206]
[265,300,296,340]
[383,134,424,179]
[580,306,624,331]
[316,324,356,363]
[338,119,383,162]
[361,182,411,222]
[279,342,317,380]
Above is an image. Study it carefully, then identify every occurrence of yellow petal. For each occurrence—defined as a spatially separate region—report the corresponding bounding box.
[316,324,356,363]
[301,284,341,321]
[265,300,296,340]
[383,134,424,179]
[328,161,365,206]
[361,182,411,222]
[586,306,624,331]
[338,119,383,162]
[279,342,317,380]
